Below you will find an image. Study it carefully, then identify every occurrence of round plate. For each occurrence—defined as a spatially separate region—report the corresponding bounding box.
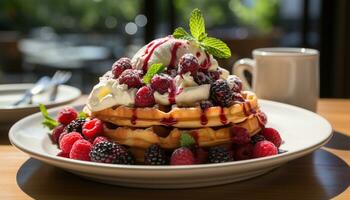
[0,84,81,124]
[9,100,332,188]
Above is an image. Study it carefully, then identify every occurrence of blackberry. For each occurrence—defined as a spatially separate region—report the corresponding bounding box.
[210,79,234,107]
[65,118,86,134]
[199,100,214,110]
[208,146,233,163]
[90,141,135,164]
[144,144,167,165]
[251,134,265,144]
[194,71,212,85]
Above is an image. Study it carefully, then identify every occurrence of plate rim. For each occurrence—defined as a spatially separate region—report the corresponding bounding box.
[0,83,81,110]
[8,100,333,171]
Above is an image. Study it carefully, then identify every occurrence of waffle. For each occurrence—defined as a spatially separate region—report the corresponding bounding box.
[85,91,259,128]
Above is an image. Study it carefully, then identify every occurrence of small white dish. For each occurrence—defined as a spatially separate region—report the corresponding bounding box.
[9,100,332,188]
[0,83,81,124]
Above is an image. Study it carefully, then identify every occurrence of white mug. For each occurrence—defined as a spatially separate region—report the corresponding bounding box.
[233,47,319,112]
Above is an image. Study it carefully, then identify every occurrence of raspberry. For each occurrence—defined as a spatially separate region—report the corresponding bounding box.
[135,86,155,107]
[57,151,69,158]
[251,134,265,144]
[69,139,92,161]
[57,107,78,125]
[230,126,250,145]
[59,132,83,153]
[150,74,173,94]
[253,141,278,158]
[58,131,68,145]
[82,118,103,139]
[144,144,167,165]
[177,53,199,75]
[199,100,214,110]
[261,128,282,148]
[194,71,212,85]
[194,148,208,164]
[227,75,243,93]
[90,141,135,164]
[118,69,143,88]
[92,136,108,146]
[65,118,86,134]
[210,79,234,107]
[234,143,253,160]
[208,146,234,163]
[111,57,132,78]
[50,124,66,144]
[170,147,194,165]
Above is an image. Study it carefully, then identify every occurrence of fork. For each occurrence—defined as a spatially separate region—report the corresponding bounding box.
[49,71,72,101]
[13,76,52,106]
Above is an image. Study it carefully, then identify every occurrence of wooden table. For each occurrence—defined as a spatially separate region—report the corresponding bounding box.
[0,98,349,200]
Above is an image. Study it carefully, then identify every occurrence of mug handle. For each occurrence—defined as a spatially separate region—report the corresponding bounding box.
[233,58,255,91]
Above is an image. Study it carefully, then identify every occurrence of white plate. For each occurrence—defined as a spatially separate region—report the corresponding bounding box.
[0,84,81,124]
[9,100,332,188]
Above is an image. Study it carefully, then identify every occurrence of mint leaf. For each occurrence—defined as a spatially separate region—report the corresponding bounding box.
[173,27,190,38]
[202,37,231,58]
[78,111,88,119]
[143,63,166,84]
[189,8,206,40]
[180,132,195,147]
[39,104,59,130]
[198,32,207,42]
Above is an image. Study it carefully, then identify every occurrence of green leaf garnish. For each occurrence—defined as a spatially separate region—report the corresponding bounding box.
[189,8,206,40]
[39,104,59,130]
[180,132,195,147]
[78,111,88,119]
[201,37,231,58]
[143,63,166,84]
[172,8,231,59]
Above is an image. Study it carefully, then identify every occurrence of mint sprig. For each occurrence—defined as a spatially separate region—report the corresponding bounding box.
[143,63,166,84]
[39,104,59,130]
[172,8,231,59]
[78,111,88,119]
[180,132,195,147]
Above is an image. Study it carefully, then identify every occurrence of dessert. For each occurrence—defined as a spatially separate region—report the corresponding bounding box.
[41,9,284,165]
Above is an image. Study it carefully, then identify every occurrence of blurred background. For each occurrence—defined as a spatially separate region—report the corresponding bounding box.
[0,0,348,97]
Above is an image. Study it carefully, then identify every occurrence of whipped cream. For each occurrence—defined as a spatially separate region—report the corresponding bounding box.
[132,36,219,72]
[154,84,210,106]
[87,79,137,111]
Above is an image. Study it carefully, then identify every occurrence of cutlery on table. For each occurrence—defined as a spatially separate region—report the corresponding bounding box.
[49,71,72,102]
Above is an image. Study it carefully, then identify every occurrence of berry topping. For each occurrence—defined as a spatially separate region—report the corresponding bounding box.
[194,148,208,164]
[165,68,177,78]
[170,147,195,165]
[227,75,243,93]
[177,53,199,75]
[233,92,245,102]
[57,107,78,125]
[65,118,86,134]
[261,128,282,148]
[253,141,278,158]
[207,70,220,81]
[194,71,212,85]
[230,126,250,145]
[82,118,103,139]
[199,100,214,110]
[135,86,155,107]
[69,139,92,161]
[208,146,234,163]
[50,124,66,144]
[118,69,143,88]
[234,143,254,160]
[92,136,108,146]
[90,141,135,164]
[59,132,83,153]
[251,134,265,144]
[56,151,69,158]
[150,73,173,94]
[111,57,132,78]
[210,79,234,107]
[144,144,168,165]
[58,131,68,145]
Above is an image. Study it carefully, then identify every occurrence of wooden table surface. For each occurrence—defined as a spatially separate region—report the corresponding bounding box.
[0,98,349,200]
